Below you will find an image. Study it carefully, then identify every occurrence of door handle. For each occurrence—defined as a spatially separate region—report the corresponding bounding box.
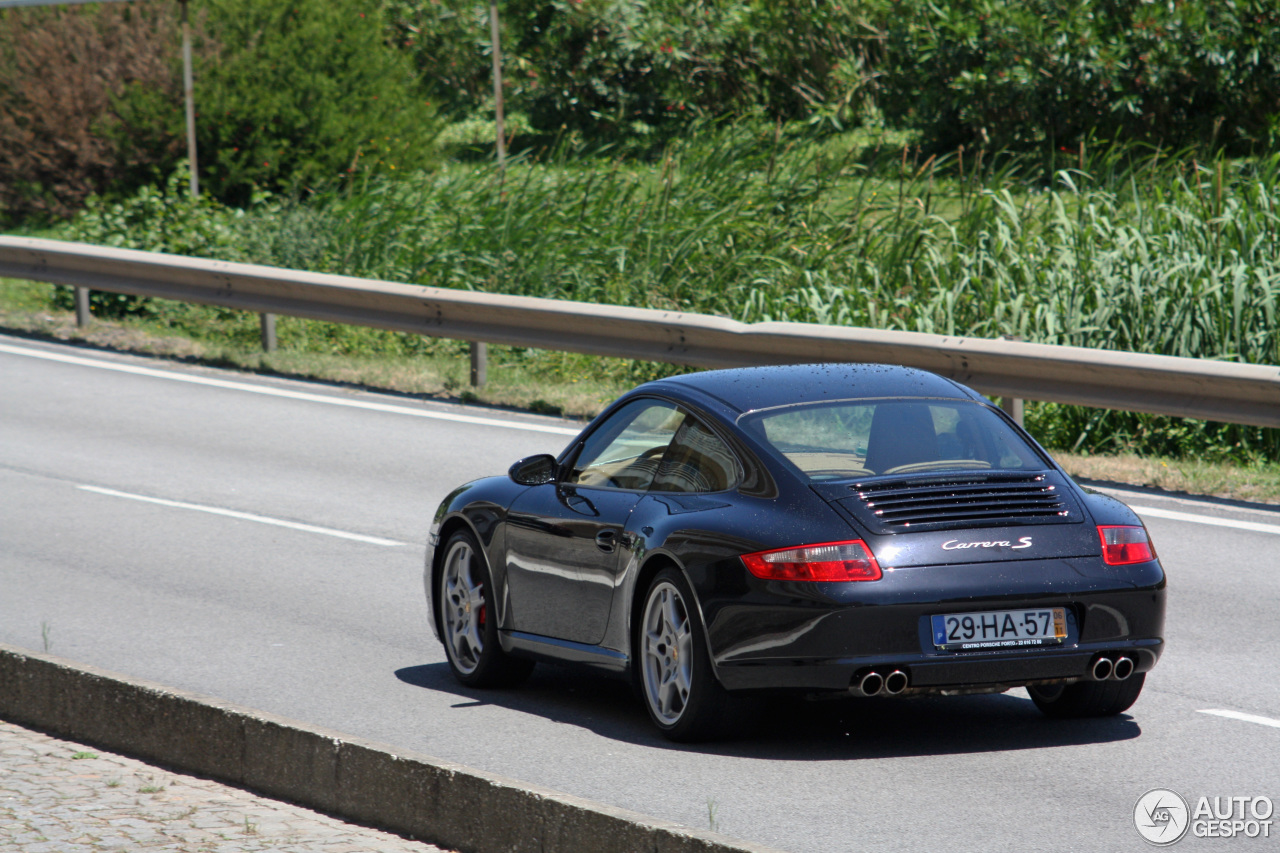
[595,529,628,553]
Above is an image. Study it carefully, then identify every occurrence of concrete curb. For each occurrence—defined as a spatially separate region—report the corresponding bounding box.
[0,644,783,853]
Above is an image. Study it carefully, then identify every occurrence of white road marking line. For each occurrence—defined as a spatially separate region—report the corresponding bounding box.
[0,342,581,437]
[78,485,410,547]
[1131,505,1280,537]
[1198,709,1280,730]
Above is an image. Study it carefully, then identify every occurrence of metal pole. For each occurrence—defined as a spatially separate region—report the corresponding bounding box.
[181,0,198,198]
[260,313,277,352]
[998,335,1024,426]
[260,313,277,347]
[489,1,505,170]
[475,2,502,384]
[1001,396,1025,427]
[74,287,90,327]
[470,342,488,388]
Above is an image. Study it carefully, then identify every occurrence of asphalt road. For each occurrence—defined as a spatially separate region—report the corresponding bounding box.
[3,332,1278,852]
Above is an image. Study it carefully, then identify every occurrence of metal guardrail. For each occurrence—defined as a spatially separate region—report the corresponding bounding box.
[2,235,1279,427]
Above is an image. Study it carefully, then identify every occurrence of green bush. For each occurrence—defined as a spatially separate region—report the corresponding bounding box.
[196,0,442,204]
[877,0,1280,156]
[53,166,252,317]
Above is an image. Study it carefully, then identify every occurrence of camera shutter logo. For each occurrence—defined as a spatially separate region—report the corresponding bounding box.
[1135,789,1190,845]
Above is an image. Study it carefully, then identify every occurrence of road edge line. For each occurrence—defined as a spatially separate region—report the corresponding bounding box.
[0,644,782,853]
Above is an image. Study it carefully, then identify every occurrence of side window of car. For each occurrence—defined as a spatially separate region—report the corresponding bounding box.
[566,400,685,490]
[651,416,739,493]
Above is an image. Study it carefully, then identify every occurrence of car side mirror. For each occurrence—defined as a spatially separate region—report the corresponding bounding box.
[509,454,558,486]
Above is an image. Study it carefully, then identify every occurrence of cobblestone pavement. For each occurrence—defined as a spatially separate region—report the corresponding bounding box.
[0,719,453,852]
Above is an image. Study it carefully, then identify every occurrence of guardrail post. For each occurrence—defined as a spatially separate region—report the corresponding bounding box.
[470,341,487,387]
[260,313,277,352]
[1001,396,1024,427]
[997,335,1025,426]
[74,287,90,327]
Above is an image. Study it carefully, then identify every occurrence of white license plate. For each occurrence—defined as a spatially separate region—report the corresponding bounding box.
[931,607,1067,651]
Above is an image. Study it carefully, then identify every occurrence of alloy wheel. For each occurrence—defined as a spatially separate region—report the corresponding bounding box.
[441,538,485,675]
[641,580,694,725]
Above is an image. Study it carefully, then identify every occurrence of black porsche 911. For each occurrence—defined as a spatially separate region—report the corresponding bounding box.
[424,363,1165,741]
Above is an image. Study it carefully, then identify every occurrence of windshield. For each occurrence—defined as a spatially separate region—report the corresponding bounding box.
[741,399,1048,482]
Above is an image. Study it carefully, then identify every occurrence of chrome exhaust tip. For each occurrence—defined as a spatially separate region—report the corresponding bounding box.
[1112,656,1134,681]
[1091,656,1114,681]
[858,671,884,696]
[883,670,909,695]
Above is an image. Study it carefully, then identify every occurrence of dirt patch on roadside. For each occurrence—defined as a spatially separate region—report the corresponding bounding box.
[1057,452,1280,506]
[1,309,207,359]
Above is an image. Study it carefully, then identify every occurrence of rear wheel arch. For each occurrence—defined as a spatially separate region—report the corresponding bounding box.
[630,555,680,655]
[633,562,738,741]
[630,555,717,675]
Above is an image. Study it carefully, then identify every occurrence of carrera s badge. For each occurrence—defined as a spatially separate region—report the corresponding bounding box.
[942,536,1034,551]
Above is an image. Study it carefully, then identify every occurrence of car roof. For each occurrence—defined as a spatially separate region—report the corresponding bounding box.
[644,363,980,415]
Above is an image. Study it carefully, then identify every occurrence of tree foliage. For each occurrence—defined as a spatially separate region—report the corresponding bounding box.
[877,0,1280,154]
[384,0,882,142]
[385,0,1280,154]
[6,0,1280,224]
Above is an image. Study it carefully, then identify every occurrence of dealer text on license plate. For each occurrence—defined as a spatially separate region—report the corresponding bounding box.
[931,607,1067,651]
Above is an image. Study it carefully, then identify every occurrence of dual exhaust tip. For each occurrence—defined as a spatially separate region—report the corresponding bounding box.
[855,669,909,697]
[853,655,1131,695]
[1091,654,1135,681]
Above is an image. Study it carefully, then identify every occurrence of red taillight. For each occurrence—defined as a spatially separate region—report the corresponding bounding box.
[1098,525,1156,565]
[741,540,883,582]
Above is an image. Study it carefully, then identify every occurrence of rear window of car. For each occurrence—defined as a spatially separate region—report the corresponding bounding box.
[741,399,1048,482]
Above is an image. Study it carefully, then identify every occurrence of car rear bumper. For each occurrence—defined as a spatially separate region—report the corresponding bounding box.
[714,637,1163,692]
[701,556,1166,694]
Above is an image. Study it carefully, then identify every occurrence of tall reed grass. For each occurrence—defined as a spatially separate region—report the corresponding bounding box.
[299,137,1280,370]
[56,130,1280,458]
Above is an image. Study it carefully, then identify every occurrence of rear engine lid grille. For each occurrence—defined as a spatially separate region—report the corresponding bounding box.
[830,472,1080,534]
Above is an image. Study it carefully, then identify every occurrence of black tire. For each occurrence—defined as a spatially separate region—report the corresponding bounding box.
[437,529,533,688]
[636,567,733,742]
[1029,673,1146,718]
